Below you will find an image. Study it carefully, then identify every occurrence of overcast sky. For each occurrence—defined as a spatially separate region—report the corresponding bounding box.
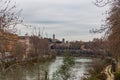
[15,0,109,41]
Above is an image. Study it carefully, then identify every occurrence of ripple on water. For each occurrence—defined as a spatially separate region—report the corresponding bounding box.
[48,57,93,80]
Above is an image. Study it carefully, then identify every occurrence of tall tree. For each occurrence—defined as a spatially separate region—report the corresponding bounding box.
[0,0,22,55]
[93,0,120,60]
[0,0,22,72]
[0,0,22,32]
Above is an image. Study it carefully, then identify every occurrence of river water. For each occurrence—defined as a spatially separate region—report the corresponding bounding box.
[0,57,93,80]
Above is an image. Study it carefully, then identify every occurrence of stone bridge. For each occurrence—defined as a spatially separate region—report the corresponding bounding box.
[53,49,102,56]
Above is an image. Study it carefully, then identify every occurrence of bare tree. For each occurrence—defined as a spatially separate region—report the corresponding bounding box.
[107,0,120,60]
[0,0,22,57]
[0,0,22,33]
[94,0,112,7]
[29,27,50,80]
[30,27,49,58]
[92,0,120,60]
[0,0,22,73]
[12,42,26,62]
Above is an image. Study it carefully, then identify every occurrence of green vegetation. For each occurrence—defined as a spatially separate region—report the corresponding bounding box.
[114,71,120,80]
[52,52,75,80]
[82,58,112,80]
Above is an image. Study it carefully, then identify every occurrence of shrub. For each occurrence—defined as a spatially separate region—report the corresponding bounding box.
[114,71,120,80]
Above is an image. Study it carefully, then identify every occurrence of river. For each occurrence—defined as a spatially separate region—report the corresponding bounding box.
[0,57,93,80]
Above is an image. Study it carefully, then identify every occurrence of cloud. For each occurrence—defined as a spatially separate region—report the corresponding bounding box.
[31,20,67,24]
[15,0,109,41]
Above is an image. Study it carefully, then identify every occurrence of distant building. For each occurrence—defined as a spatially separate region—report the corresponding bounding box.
[0,32,18,58]
[18,34,32,58]
[53,34,55,42]
[0,32,18,52]
[62,38,65,43]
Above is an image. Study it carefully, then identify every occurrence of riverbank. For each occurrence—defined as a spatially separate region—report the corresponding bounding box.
[0,54,56,73]
[82,57,113,80]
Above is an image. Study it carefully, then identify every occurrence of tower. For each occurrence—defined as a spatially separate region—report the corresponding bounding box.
[62,38,65,43]
[53,34,55,41]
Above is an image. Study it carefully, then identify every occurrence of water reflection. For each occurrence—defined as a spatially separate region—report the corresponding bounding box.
[0,57,93,80]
